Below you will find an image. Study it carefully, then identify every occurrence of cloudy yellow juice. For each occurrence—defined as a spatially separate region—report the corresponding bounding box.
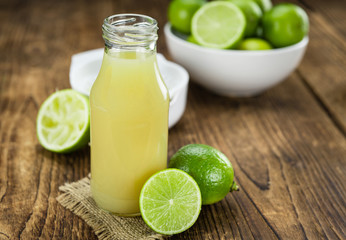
[90,49,169,215]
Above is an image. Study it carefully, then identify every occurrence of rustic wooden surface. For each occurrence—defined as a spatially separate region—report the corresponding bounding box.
[0,0,345,239]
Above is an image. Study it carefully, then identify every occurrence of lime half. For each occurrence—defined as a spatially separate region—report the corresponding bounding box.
[140,169,202,235]
[191,1,246,49]
[36,89,90,153]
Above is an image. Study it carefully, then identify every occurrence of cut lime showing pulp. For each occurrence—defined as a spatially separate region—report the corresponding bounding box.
[191,1,246,49]
[140,169,202,235]
[36,89,90,153]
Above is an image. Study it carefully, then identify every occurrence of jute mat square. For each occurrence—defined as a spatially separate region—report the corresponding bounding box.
[57,175,165,240]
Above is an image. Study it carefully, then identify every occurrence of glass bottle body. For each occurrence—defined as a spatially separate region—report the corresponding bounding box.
[90,14,169,216]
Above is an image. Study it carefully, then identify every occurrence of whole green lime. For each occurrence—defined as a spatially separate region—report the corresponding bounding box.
[236,38,273,50]
[262,3,309,48]
[226,0,263,37]
[169,144,238,205]
[168,0,205,34]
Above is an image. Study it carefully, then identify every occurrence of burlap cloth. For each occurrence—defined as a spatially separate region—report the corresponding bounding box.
[57,175,165,240]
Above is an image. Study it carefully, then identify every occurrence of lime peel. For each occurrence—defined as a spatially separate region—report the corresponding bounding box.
[169,144,237,205]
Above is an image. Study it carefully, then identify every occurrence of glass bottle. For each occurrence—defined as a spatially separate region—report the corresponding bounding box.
[90,14,169,216]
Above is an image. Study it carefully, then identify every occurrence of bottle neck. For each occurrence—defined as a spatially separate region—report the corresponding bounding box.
[102,14,158,53]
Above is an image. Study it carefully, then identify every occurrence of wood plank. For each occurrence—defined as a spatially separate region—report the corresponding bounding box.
[0,0,104,239]
[297,10,346,135]
[0,94,94,238]
[299,0,346,37]
[168,73,346,239]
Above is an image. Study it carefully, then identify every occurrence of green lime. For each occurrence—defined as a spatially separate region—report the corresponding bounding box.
[187,35,199,45]
[36,89,90,153]
[262,3,309,48]
[254,0,272,12]
[168,0,205,34]
[255,24,263,38]
[140,168,202,235]
[191,1,246,49]
[236,38,273,50]
[169,144,238,205]
[226,0,262,37]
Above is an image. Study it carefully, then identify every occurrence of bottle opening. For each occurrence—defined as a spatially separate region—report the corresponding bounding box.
[102,14,158,49]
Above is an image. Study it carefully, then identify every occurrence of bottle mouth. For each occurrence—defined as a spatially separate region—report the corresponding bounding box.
[102,14,158,47]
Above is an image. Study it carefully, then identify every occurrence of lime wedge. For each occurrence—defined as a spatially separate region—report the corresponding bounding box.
[191,1,246,49]
[139,169,202,235]
[36,89,90,153]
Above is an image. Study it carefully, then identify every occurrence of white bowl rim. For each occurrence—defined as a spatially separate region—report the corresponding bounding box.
[164,23,309,56]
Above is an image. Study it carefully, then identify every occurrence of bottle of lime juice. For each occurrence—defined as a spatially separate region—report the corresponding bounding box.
[90,14,169,216]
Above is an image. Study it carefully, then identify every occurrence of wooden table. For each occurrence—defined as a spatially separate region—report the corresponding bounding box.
[1,0,345,239]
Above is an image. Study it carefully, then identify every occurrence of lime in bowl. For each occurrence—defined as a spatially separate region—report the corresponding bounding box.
[164,23,308,97]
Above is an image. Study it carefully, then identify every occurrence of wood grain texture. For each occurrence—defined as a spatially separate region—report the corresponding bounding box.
[0,0,345,239]
[288,0,346,135]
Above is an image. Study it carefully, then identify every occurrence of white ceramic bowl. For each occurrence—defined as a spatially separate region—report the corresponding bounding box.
[69,49,189,128]
[164,23,309,97]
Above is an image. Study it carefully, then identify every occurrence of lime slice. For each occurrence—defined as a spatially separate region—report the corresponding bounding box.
[36,89,90,153]
[191,1,246,49]
[140,168,202,235]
